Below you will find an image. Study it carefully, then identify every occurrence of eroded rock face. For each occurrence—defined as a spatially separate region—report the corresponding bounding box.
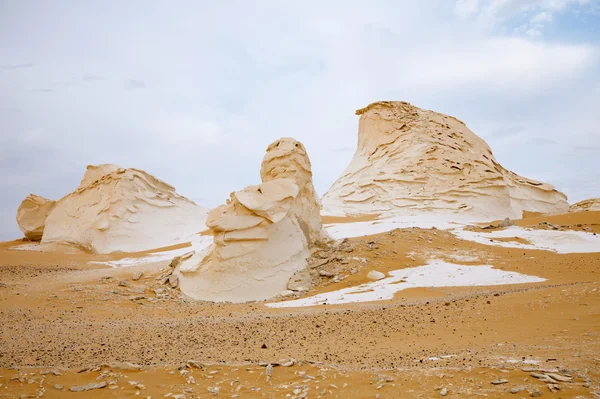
[178,138,326,303]
[42,165,208,254]
[261,138,329,245]
[77,164,120,189]
[16,194,56,241]
[322,101,569,220]
[570,198,600,212]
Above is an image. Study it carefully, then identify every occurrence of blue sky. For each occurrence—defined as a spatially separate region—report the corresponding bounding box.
[1,0,599,240]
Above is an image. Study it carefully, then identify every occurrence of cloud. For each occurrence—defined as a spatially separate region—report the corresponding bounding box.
[458,0,595,36]
[125,79,146,90]
[82,75,105,81]
[0,63,35,71]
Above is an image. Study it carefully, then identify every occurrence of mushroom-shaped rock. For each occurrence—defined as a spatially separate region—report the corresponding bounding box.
[16,194,56,241]
[261,137,330,244]
[177,138,327,303]
[322,101,569,220]
[42,165,208,254]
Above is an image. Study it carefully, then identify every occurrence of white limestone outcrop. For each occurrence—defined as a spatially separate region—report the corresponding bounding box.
[177,138,327,303]
[322,101,568,220]
[16,194,56,241]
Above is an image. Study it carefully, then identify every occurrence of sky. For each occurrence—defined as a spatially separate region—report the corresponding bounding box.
[1,0,599,240]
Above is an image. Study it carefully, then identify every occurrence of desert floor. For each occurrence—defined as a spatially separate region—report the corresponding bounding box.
[0,212,599,398]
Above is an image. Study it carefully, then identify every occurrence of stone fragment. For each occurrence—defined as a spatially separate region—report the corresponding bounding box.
[69,381,107,392]
[367,270,386,281]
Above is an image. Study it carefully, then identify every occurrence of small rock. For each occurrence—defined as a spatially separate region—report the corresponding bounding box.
[367,270,386,281]
[440,387,448,396]
[529,389,542,397]
[105,361,142,371]
[287,269,311,291]
[265,364,273,381]
[118,280,128,287]
[546,373,572,382]
[53,385,63,390]
[168,273,179,288]
[278,359,295,367]
[280,290,294,297]
[69,381,107,392]
[492,379,509,385]
[319,270,335,277]
[500,217,514,227]
[132,272,143,281]
[510,386,524,394]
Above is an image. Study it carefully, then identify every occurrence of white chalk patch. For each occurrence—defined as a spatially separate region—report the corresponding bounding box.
[454,226,600,254]
[266,260,544,308]
[324,215,470,239]
[9,243,42,251]
[89,236,213,268]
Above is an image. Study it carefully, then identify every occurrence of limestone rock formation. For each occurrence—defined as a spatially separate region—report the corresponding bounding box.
[570,198,600,212]
[77,164,120,189]
[42,165,208,254]
[16,194,56,241]
[178,138,327,303]
[260,138,329,245]
[322,101,569,220]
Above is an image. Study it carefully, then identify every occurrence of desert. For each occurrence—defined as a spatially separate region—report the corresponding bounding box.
[2,3,600,398]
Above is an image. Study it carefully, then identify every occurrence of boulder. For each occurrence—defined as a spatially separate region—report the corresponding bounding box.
[16,194,56,241]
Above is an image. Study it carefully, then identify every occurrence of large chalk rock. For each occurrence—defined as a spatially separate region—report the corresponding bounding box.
[178,138,326,303]
[42,166,208,254]
[16,194,56,241]
[260,138,330,245]
[322,101,569,220]
[570,198,600,212]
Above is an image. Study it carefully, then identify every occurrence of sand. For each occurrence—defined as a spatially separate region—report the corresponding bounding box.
[0,211,599,397]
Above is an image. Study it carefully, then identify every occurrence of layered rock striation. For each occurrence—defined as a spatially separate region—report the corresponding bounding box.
[322,101,568,220]
[178,138,328,303]
[42,166,208,253]
[16,194,57,241]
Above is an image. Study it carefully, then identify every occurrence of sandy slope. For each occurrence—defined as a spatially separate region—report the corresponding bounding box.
[0,211,598,398]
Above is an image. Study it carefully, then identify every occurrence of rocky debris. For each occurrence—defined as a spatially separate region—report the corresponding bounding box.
[132,272,143,281]
[529,389,542,397]
[510,386,524,394]
[102,361,142,371]
[530,371,573,383]
[69,381,107,392]
[367,270,386,281]
[288,269,311,292]
[169,273,179,289]
[491,378,509,385]
[16,194,56,241]
[319,270,335,277]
